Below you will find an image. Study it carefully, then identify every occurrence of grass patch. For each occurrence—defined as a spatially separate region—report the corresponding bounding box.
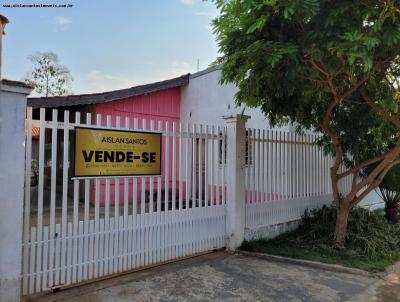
[240,206,400,272]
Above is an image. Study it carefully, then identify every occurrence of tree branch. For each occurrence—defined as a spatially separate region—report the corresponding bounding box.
[338,153,389,179]
[360,86,400,129]
[352,158,400,206]
[348,143,400,201]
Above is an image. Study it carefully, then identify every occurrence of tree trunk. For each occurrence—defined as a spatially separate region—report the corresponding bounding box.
[334,204,350,247]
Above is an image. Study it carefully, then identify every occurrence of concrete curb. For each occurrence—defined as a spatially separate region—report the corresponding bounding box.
[237,250,377,278]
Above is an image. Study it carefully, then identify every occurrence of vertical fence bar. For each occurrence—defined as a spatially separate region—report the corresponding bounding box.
[251,128,256,203]
[29,228,36,294]
[216,126,220,205]
[132,118,139,268]
[113,116,121,273]
[162,121,169,261]
[35,108,45,292]
[23,107,33,294]
[103,115,112,275]
[192,124,197,208]
[66,222,73,284]
[149,120,155,214]
[83,113,91,280]
[198,125,203,207]
[172,122,177,211]
[171,121,177,260]
[277,131,281,199]
[210,126,215,206]
[295,132,299,198]
[222,127,226,205]
[72,112,81,283]
[42,227,49,290]
[266,130,270,201]
[273,131,278,200]
[141,119,147,214]
[312,134,316,196]
[261,130,265,203]
[205,125,209,206]
[307,134,311,197]
[165,121,170,211]
[178,123,183,210]
[149,120,156,264]
[284,132,288,200]
[140,119,147,266]
[290,132,294,199]
[47,109,58,288]
[185,124,190,209]
[133,118,139,215]
[279,131,283,199]
[254,129,258,203]
[156,120,162,263]
[77,221,84,282]
[318,136,322,195]
[123,116,130,271]
[94,114,101,278]
[60,110,69,285]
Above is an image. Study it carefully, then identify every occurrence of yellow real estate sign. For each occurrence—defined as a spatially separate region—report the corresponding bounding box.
[73,127,162,177]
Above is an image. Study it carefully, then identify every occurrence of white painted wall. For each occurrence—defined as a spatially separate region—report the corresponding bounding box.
[180,66,290,130]
[0,82,31,301]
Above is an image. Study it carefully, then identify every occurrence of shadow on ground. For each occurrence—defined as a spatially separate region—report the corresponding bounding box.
[26,252,400,302]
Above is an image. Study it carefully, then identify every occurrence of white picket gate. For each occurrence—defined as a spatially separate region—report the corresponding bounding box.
[23,108,227,295]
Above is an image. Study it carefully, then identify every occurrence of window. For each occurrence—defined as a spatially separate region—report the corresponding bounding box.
[245,130,252,166]
[218,130,252,165]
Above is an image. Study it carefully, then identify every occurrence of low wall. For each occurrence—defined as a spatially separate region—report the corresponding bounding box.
[245,219,301,241]
[244,194,333,241]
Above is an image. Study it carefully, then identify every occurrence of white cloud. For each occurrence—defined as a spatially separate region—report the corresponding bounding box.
[180,0,194,5]
[54,16,71,26]
[72,62,193,94]
[74,70,135,94]
[169,61,193,76]
[54,16,71,31]
[156,61,193,79]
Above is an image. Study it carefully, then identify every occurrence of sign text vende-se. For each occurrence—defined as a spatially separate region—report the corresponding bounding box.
[74,127,162,177]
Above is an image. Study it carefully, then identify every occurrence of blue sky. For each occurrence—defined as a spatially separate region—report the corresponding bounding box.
[1,0,219,94]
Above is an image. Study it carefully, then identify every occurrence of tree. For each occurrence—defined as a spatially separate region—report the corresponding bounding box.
[25,51,73,97]
[213,0,400,246]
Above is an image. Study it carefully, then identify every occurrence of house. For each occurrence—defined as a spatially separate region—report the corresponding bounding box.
[27,65,381,208]
[28,74,189,206]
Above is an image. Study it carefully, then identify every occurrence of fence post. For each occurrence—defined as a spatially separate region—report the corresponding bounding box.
[224,114,250,251]
[0,80,31,301]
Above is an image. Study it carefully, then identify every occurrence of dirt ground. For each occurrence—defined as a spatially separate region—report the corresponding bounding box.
[25,251,400,302]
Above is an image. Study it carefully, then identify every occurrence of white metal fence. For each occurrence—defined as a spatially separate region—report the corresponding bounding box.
[244,129,334,230]
[23,109,337,296]
[23,108,226,295]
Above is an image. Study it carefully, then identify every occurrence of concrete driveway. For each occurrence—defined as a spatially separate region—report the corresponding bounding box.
[29,252,400,302]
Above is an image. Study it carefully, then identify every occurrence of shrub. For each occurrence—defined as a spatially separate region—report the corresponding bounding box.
[364,165,400,223]
[300,205,400,260]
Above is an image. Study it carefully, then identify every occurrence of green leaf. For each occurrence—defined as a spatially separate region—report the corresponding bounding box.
[246,16,267,34]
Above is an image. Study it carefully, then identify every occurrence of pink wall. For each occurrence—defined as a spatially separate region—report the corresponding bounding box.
[93,87,181,205]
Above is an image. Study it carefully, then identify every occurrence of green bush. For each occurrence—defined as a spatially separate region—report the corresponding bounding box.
[299,205,400,259]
